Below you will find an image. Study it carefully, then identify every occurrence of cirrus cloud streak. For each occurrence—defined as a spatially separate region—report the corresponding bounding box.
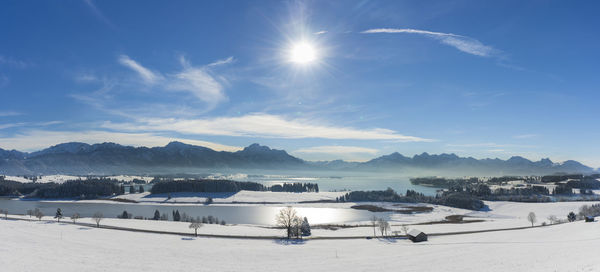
[101,113,433,142]
[361,28,495,57]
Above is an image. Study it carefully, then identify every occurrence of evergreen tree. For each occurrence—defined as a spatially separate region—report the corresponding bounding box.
[174,210,181,221]
[54,208,63,222]
[129,186,137,194]
[138,186,145,193]
[301,217,311,236]
[568,211,577,222]
[120,210,130,219]
[153,209,160,220]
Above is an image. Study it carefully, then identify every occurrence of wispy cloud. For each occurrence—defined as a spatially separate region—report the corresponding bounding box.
[118,55,162,84]
[101,113,433,142]
[0,111,21,117]
[0,55,30,69]
[314,30,327,35]
[0,121,63,130]
[118,55,227,107]
[361,28,495,57]
[294,145,378,155]
[446,142,536,149]
[0,129,241,152]
[83,0,116,28]
[0,123,26,130]
[74,73,99,83]
[513,134,538,139]
[207,56,235,67]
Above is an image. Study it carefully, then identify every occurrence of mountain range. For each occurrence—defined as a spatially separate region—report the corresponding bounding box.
[0,141,595,176]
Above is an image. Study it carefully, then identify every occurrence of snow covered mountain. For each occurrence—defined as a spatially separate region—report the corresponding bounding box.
[0,142,595,175]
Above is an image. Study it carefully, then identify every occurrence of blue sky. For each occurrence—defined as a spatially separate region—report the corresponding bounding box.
[1,0,600,167]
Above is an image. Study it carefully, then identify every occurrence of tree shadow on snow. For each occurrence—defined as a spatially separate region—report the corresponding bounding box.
[274,239,306,246]
[181,237,196,241]
[78,227,92,230]
[376,237,400,244]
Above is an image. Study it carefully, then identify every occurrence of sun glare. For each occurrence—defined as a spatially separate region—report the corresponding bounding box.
[289,42,317,64]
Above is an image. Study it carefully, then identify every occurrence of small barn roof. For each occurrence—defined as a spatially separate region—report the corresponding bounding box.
[408,229,425,237]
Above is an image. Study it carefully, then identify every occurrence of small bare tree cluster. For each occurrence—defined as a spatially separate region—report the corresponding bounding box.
[276,207,304,239]
[547,215,558,225]
[71,213,80,223]
[378,218,390,237]
[35,208,44,221]
[369,216,391,237]
[401,225,409,235]
[527,212,537,227]
[92,212,103,227]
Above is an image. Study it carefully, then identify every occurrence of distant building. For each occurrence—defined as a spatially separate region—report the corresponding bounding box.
[407,229,428,243]
[585,216,595,222]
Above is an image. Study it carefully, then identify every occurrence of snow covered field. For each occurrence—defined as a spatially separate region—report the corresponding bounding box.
[1,217,599,271]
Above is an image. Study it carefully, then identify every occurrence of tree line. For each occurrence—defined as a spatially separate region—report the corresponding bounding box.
[0,178,123,198]
[150,179,319,194]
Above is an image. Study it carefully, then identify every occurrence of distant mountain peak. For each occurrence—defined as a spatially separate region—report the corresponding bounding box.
[242,143,272,152]
[165,141,192,148]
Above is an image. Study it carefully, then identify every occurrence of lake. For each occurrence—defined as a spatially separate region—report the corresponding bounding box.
[1,171,438,225]
[0,199,391,225]
[203,170,440,195]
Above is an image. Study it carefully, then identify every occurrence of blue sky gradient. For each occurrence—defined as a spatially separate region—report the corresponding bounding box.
[1,0,599,166]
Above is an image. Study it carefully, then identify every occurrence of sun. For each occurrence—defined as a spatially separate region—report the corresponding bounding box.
[289,41,317,64]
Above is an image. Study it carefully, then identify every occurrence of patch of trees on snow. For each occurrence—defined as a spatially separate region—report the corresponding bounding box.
[276,207,311,239]
[337,188,485,211]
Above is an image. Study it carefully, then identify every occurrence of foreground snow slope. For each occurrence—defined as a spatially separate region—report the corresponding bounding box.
[1,219,599,272]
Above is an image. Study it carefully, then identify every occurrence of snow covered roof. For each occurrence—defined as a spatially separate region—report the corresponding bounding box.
[408,229,425,237]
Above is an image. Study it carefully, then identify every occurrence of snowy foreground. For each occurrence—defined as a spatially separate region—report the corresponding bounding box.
[1,217,599,272]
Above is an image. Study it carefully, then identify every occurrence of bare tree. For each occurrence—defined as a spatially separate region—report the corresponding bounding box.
[71,213,80,223]
[291,216,303,239]
[370,215,378,237]
[547,215,558,225]
[276,206,300,239]
[93,212,103,228]
[401,225,409,235]
[35,210,44,221]
[2,209,7,219]
[189,219,203,237]
[27,209,34,220]
[377,218,390,237]
[527,212,537,227]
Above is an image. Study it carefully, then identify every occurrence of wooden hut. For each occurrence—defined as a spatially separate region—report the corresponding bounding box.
[407,229,428,243]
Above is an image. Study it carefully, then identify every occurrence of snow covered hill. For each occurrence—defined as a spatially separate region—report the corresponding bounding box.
[1,217,599,271]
